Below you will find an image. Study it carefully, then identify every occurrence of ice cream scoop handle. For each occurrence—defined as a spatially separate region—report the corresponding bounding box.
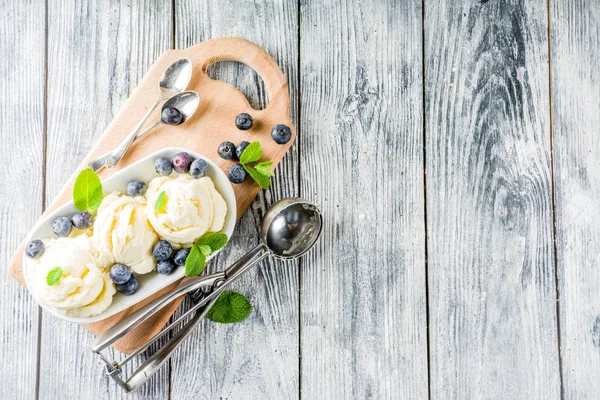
[122,294,219,392]
[91,272,226,353]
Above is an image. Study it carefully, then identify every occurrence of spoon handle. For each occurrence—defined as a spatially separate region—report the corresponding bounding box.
[88,120,161,172]
[104,96,163,169]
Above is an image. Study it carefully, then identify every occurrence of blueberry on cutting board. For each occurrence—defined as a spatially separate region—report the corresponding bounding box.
[236,141,250,160]
[235,113,253,130]
[228,164,247,184]
[271,124,292,144]
[218,141,236,160]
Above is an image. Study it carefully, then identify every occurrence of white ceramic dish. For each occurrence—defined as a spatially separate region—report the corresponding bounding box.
[23,147,237,324]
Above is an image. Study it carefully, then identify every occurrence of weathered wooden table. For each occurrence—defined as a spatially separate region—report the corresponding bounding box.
[1,1,598,399]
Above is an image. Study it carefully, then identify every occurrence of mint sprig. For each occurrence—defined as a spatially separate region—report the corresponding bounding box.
[185,245,206,277]
[206,291,252,324]
[239,141,262,165]
[185,233,229,277]
[73,168,103,212]
[195,232,228,251]
[46,267,63,286]
[155,191,167,212]
[239,142,274,189]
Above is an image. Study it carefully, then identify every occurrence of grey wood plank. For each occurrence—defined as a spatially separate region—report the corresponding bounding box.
[38,1,172,399]
[550,3,600,398]
[300,1,428,398]
[0,1,45,399]
[425,1,560,398]
[169,1,300,399]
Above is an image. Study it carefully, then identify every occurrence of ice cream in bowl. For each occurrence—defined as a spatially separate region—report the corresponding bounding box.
[22,148,236,324]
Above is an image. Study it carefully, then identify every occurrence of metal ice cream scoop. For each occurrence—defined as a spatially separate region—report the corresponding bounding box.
[92,198,323,392]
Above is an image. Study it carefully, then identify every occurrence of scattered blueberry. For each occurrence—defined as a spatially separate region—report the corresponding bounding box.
[173,248,190,266]
[172,152,193,173]
[116,274,139,295]
[190,159,209,178]
[235,113,253,130]
[126,180,147,196]
[228,164,247,184]
[161,107,183,126]
[25,239,45,259]
[155,156,173,176]
[218,141,236,160]
[72,212,93,230]
[52,216,72,237]
[236,141,250,160]
[153,240,173,261]
[271,124,292,144]
[157,259,176,275]
[109,263,132,285]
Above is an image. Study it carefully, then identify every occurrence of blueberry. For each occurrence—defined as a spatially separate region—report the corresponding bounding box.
[271,124,292,144]
[153,240,173,261]
[190,159,209,178]
[126,180,147,196]
[235,113,253,130]
[236,141,250,160]
[228,164,247,184]
[155,156,173,176]
[52,216,72,237]
[25,239,45,259]
[157,260,176,275]
[109,263,132,285]
[172,152,193,173]
[72,212,93,230]
[173,248,190,266]
[218,141,236,160]
[161,107,183,126]
[116,274,139,295]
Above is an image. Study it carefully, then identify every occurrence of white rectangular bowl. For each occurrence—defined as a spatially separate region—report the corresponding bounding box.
[23,147,237,324]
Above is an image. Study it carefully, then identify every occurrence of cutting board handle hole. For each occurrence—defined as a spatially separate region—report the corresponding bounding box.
[206,61,269,111]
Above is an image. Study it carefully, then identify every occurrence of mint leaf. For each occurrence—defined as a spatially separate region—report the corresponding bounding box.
[255,161,275,177]
[185,245,206,277]
[206,291,252,324]
[239,141,262,165]
[195,233,228,252]
[198,244,212,257]
[155,191,167,213]
[46,267,63,286]
[73,168,103,211]
[243,165,270,189]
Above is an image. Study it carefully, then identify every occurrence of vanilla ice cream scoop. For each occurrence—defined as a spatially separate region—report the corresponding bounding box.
[26,235,112,312]
[145,175,228,246]
[93,192,158,274]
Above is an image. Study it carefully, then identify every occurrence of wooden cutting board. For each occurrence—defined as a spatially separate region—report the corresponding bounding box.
[7,37,294,354]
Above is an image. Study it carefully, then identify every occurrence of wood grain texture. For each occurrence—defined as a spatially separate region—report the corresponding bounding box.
[551,2,600,398]
[0,1,45,399]
[300,0,428,398]
[425,0,560,398]
[38,1,172,398]
[169,1,300,399]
